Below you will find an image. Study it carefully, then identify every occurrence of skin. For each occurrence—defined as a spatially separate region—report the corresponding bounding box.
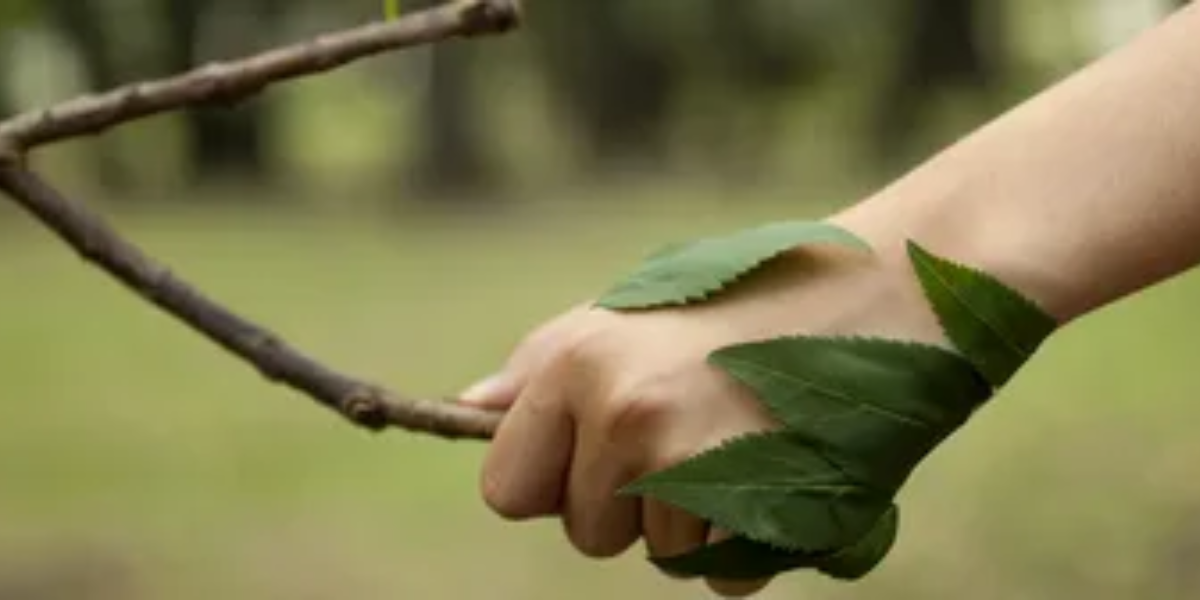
[461,4,1200,597]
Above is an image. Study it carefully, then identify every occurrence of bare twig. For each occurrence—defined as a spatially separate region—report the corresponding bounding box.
[0,0,521,440]
[0,160,501,439]
[0,0,521,153]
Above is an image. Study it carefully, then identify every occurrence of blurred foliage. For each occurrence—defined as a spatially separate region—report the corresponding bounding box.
[3,0,1176,203]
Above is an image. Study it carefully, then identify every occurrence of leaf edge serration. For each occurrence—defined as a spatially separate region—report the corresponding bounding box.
[905,240,1059,387]
[596,221,872,311]
[619,429,889,553]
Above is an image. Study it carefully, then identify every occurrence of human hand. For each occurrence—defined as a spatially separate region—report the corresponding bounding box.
[464,6,1200,589]
[461,216,958,597]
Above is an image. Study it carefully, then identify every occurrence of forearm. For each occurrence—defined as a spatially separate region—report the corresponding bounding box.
[836,3,1200,324]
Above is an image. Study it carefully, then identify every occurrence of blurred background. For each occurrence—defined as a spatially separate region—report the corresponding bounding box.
[2,0,1200,598]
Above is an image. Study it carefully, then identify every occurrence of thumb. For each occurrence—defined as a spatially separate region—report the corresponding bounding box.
[459,302,593,410]
[458,371,522,410]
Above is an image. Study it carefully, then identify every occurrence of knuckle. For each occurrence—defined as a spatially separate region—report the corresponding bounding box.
[552,318,612,368]
[480,470,538,521]
[651,443,699,472]
[599,383,675,440]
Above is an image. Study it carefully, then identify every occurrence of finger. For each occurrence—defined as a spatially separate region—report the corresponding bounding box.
[459,372,522,410]
[642,499,709,578]
[479,373,575,520]
[560,421,642,558]
[460,304,593,409]
[704,527,772,598]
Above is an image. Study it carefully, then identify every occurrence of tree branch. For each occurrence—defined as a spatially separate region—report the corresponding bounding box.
[0,0,521,152]
[0,160,502,439]
[0,0,521,440]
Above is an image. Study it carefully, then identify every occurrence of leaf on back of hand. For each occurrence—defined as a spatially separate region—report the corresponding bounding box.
[709,336,993,489]
[906,242,1058,387]
[596,221,870,310]
[620,431,892,552]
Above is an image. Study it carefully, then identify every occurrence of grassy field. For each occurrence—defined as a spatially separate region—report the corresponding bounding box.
[3,185,1200,600]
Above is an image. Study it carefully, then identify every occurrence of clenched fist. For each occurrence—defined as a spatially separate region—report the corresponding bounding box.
[461,221,947,597]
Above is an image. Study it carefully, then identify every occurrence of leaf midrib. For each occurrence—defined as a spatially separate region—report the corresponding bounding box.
[718,356,932,430]
[911,249,1032,364]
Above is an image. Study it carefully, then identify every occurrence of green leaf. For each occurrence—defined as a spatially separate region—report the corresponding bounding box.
[814,504,899,580]
[601,229,1055,584]
[621,431,892,551]
[906,242,1058,387]
[648,505,898,581]
[651,536,825,580]
[709,336,992,488]
[384,0,401,19]
[596,221,870,310]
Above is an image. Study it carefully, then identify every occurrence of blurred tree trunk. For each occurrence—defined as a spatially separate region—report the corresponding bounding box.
[405,1,496,200]
[161,0,277,186]
[871,0,1004,167]
[532,1,678,174]
[710,1,820,94]
[699,0,825,178]
[0,31,13,118]
[45,0,132,190]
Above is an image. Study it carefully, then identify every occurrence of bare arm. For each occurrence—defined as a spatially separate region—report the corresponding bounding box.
[467,6,1200,597]
[835,2,1200,324]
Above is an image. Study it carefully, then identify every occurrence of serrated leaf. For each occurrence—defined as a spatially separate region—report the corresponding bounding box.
[907,242,1058,387]
[651,536,825,580]
[621,431,891,551]
[648,504,898,581]
[596,221,870,310]
[814,504,899,580]
[709,336,992,488]
[645,240,689,260]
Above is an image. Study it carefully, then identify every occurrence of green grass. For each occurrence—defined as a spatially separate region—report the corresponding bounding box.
[3,188,1200,600]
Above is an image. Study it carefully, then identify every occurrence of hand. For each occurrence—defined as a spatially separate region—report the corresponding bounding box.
[462,216,948,597]
[470,5,1200,591]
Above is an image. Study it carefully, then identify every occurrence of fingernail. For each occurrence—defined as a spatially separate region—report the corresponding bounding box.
[459,373,509,405]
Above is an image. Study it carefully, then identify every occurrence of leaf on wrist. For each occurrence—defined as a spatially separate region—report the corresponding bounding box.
[624,334,996,580]
[595,221,870,310]
[604,227,1055,584]
[906,241,1058,387]
[709,336,992,489]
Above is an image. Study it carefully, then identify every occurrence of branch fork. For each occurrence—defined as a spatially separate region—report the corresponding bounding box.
[0,0,522,440]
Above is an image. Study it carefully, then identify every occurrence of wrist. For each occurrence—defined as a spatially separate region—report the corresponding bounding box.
[829,182,1075,326]
[831,4,1200,327]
